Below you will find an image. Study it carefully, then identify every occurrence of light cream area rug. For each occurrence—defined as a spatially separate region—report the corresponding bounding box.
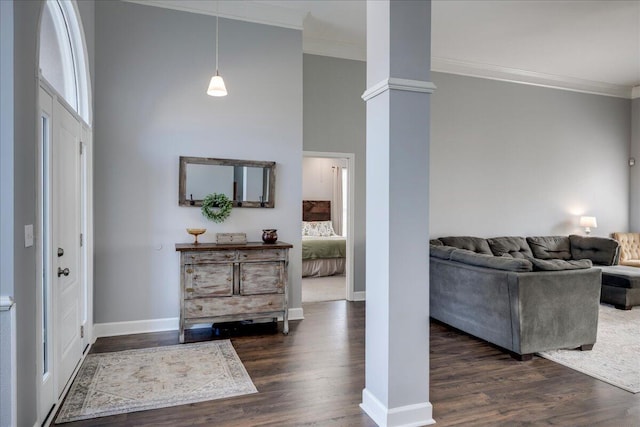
[55,340,257,423]
[538,304,640,393]
[302,275,346,303]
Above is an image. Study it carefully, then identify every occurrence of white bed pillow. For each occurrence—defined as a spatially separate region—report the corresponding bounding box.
[302,221,336,237]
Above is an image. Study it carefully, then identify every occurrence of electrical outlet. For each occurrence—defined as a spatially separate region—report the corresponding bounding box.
[24,224,34,247]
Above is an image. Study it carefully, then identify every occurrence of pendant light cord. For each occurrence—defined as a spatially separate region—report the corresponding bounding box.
[215,1,219,75]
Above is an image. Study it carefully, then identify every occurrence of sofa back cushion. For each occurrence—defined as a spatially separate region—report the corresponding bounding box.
[526,236,572,260]
[569,235,619,266]
[612,232,640,264]
[439,236,492,255]
[487,236,532,259]
[450,249,533,272]
[429,239,444,246]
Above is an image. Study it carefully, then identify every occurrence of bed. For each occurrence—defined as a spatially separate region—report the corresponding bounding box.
[302,201,346,277]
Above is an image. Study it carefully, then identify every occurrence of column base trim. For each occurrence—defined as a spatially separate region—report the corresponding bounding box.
[361,388,435,427]
[362,78,436,101]
[287,307,304,320]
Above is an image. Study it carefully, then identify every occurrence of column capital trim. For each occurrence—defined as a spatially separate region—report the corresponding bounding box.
[362,78,436,101]
[0,296,14,311]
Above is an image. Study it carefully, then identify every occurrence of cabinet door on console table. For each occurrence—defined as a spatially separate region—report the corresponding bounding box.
[241,262,285,295]
[176,242,292,343]
[185,263,233,298]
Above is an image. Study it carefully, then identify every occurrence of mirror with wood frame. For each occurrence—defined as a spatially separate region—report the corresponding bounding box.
[178,156,276,208]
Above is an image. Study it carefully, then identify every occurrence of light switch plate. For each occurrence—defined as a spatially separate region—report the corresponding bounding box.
[24,224,34,247]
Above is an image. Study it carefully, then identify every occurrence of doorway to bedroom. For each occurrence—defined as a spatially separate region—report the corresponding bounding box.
[301,152,354,303]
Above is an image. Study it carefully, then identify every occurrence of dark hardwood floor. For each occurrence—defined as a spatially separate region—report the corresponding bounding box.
[57,301,640,427]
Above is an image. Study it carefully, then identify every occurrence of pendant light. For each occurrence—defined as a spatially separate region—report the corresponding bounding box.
[207,2,227,97]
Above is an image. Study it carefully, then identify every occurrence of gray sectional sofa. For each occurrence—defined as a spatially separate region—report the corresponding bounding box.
[429,235,620,360]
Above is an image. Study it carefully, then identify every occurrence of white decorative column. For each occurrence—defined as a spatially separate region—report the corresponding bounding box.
[360,1,435,426]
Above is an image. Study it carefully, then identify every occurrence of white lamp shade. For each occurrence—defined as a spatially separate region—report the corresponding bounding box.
[207,74,228,97]
[579,216,597,228]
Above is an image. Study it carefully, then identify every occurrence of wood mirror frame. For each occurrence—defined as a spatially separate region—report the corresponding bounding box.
[179,156,276,208]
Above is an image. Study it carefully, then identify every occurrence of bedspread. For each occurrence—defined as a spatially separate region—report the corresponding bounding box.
[302,236,346,260]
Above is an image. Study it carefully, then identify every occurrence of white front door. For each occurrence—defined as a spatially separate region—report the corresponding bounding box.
[38,84,90,424]
[52,98,83,397]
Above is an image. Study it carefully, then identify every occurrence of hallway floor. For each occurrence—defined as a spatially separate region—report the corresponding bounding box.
[57,301,640,426]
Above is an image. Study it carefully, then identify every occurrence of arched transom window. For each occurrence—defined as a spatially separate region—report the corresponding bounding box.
[39,0,91,124]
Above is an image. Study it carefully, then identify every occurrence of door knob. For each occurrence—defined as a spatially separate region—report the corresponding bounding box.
[57,247,64,257]
[58,267,70,277]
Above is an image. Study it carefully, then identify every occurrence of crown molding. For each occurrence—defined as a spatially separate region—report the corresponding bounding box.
[303,37,366,62]
[432,57,634,99]
[633,86,640,99]
[123,0,305,30]
[123,0,366,61]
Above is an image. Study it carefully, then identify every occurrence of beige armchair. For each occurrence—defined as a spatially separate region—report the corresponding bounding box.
[612,232,640,267]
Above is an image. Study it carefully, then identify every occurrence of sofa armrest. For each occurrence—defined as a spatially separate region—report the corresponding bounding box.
[508,268,601,354]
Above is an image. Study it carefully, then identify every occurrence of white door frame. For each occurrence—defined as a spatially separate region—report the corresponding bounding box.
[35,1,93,425]
[37,78,94,426]
[303,151,356,301]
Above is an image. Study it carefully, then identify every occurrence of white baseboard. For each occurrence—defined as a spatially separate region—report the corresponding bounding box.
[288,307,304,320]
[94,309,305,338]
[360,389,435,427]
[94,317,178,338]
[351,291,366,301]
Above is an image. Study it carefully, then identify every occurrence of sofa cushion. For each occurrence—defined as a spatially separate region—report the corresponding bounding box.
[527,257,592,271]
[599,265,640,289]
[526,236,572,260]
[439,236,493,255]
[429,239,444,246]
[450,249,533,272]
[430,244,457,260]
[569,235,619,265]
[487,236,533,259]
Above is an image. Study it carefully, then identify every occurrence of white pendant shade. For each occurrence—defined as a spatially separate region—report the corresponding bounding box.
[207,5,228,97]
[207,74,227,97]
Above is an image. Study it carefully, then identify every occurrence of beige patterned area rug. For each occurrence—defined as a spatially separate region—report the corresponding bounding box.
[55,340,257,423]
[538,304,640,393]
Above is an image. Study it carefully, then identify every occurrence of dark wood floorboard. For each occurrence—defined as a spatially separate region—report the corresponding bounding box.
[57,301,640,426]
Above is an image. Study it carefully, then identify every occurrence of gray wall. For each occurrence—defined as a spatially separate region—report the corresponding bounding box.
[0,1,14,425]
[94,2,302,324]
[13,2,42,424]
[76,0,94,123]
[303,54,366,292]
[430,72,631,238]
[630,98,640,231]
